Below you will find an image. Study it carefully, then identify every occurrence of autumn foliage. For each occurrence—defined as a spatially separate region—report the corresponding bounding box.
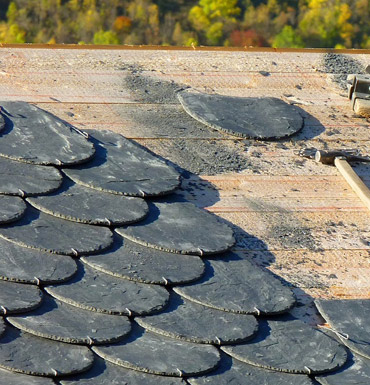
[0,0,368,48]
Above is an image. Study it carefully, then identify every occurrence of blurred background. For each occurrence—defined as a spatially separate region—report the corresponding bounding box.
[0,0,368,48]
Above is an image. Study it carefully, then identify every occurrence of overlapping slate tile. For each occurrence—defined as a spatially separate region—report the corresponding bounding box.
[0,101,95,165]
[137,292,258,345]
[0,237,77,284]
[7,294,132,345]
[315,299,370,359]
[81,236,205,285]
[46,262,169,316]
[0,326,94,377]
[0,195,27,224]
[189,354,315,385]
[63,129,180,197]
[174,252,295,315]
[61,357,185,385]
[0,367,56,384]
[27,179,149,226]
[117,202,235,256]
[221,318,348,374]
[0,206,113,256]
[93,324,221,377]
[316,352,370,385]
[0,280,42,315]
[0,157,62,197]
[178,91,303,139]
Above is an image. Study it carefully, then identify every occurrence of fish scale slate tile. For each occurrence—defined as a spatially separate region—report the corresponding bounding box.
[189,354,315,385]
[0,195,27,224]
[0,237,77,284]
[63,129,181,197]
[45,262,170,316]
[0,101,95,166]
[0,157,62,197]
[221,317,348,374]
[177,91,304,139]
[0,326,94,377]
[7,294,132,345]
[0,205,113,256]
[117,201,235,256]
[137,291,259,345]
[315,299,370,360]
[61,356,185,385]
[0,367,56,384]
[316,352,370,385]
[27,178,149,226]
[174,252,295,315]
[81,235,205,285]
[92,323,221,377]
[0,280,43,315]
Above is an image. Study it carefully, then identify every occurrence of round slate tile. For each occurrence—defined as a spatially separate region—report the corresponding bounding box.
[0,326,94,377]
[315,299,370,360]
[188,355,314,385]
[27,179,148,226]
[0,280,42,315]
[93,324,221,377]
[0,157,62,197]
[221,318,348,374]
[61,357,185,385]
[0,101,95,166]
[174,253,295,315]
[316,352,370,385]
[0,367,56,384]
[0,237,77,284]
[137,292,258,345]
[0,206,113,256]
[8,294,132,345]
[0,195,27,224]
[63,129,180,197]
[46,263,169,316]
[178,91,303,139]
[81,236,205,285]
[116,202,235,256]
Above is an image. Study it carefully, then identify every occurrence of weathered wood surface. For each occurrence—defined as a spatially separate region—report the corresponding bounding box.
[0,47,369,325]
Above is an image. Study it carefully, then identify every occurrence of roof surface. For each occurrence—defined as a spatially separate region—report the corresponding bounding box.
[0,46,369,384]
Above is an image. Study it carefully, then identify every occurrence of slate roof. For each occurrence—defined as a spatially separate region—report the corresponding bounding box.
[0,101,368,384]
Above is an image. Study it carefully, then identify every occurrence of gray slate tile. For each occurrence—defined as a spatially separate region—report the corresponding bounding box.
[0,317,5,338]
[0,157,62,197]
[81,236,205,285]
[174,253,295,315]
[137,292,258,345]
[61,357,185,385]
[189,355,314,385]
[0,237,77,284]
[46,263,169,316]
[7,294,132,345]
[315,299,370,360]
[117,202,235,256]
[93,324,221,377]
[63,129,180,197]
[27,179,148,226]
[0,101,95,165]
[0,280,42,315]
[0,326,94,377]
[0,367,56,384]
[222,318,348,374]
[178,91,303,139]
[316,352,370,385]
[0,206,113,256]
[0,195,27,224]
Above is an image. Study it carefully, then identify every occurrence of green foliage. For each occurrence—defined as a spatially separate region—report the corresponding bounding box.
[0,0,368,48]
